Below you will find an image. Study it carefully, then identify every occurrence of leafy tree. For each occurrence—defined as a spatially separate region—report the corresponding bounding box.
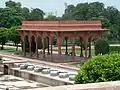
[7,26,21,51]
[75,53,120,84]
[45,12,57,20]
[29,8,45,20]
[104,6,120,25]
[0,8,23,28]
[94,39,109,55]
[62,2,120,41]
[22,7,30,20]
[5,0,17,8]
[91,16,110,28]
[0,28,8,50]
[73,3,89,20]
[5,0,21,8]
[62,5,75,20]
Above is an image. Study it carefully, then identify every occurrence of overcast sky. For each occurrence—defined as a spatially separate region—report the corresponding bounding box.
[0,0,119,16]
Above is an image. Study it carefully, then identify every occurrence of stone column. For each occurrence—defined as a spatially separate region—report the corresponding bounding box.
[84,38,88,58]
[80,38,83,57]
[47,37,50,55]
[72,36,76,62]
[42,37,45,59]
[49,37,53,60]
[57,33,62,61]
[22,36,26,56]
[29,36,32,57]
[35,36,38,58]
[50,39,53,55]
[65,37,68,55]
[57,38,62,55]
[88,38,92,58]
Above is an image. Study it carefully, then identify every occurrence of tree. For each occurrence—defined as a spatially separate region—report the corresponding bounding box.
[62,5,75,20]
[75,53,120,84]
[104,6,120,25]
[29,8,45,20]
[0,28,8,50]
[94,39,109,55]
[73,3,89,20]
[0,8,23,28]
[7,26,21,51]
[62,2,120,41]
[5,0,21,8]
[45,12,57,20]
[22,7,30,20]
[5,0,16,8]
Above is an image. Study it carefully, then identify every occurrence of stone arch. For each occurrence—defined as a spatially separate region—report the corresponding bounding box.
[37,34,48,50]
[24,35,29,52]
[31,36,36,53]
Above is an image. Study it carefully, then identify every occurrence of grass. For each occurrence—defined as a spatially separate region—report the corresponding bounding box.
[53,48,95,56]
[0,48,22,55]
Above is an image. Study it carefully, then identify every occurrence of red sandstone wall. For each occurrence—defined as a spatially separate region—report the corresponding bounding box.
[22,20,102,30]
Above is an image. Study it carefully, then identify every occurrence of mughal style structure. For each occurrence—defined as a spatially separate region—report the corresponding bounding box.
[17,20,107,62]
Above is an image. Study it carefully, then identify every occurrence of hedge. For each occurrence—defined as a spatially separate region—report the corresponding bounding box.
[75,53,120,84]
[94,39,109,55]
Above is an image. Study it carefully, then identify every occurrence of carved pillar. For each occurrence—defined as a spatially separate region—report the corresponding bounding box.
[22,36,26,56]
[57,32,62,61]
[57,38,62,55]
[65,37,68,55]
[47,37,50,55]
[72,36,76,62]
[50,38,53,55]
[29,35,32,57]
[35,34,38,58]
[21,31,26,57]
[49,37,53,60]
[42,37,45,59]
[88,37,92,58]
[80,38,83,57]
[84,38,88,58]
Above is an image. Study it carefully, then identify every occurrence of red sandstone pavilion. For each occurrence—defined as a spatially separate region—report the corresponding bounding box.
[17,20,107,62]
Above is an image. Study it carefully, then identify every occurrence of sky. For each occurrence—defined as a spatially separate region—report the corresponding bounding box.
[0,0,119,16]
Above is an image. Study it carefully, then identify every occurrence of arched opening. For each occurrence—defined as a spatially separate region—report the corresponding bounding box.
[4,65,8,75]
[24,35,29,52]
[31,36,36,53]
[37,35,48,58]
[79,37,84,57]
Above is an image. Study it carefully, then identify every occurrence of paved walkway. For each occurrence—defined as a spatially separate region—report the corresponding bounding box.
[0,53,79,71]
[0,75,49,90]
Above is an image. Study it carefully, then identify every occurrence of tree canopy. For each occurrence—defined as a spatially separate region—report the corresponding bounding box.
[62,2,120,41]
[0,0,45,49]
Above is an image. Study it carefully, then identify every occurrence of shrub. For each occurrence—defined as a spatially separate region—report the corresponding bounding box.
[94,39,109,55]
[75,53,120,84]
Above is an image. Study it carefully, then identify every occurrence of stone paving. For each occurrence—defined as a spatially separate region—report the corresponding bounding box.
[0,75,49,90]
[0,53,79,71]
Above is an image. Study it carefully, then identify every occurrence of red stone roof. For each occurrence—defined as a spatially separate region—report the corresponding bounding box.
[18,20,107,32]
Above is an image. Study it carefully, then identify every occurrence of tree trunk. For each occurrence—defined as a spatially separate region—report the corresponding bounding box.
[16,43,18,51]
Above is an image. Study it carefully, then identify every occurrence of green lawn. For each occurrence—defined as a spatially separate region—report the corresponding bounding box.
[0,48,22,55]
[53,48,95,56]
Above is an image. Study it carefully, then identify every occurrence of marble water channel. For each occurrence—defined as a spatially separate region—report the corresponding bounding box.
[0,57,78,89]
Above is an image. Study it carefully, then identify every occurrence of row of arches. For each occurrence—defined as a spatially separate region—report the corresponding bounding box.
[21,31,99,62]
